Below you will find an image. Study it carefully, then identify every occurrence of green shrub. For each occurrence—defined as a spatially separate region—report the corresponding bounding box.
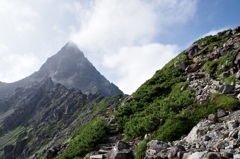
[135,138,150,159]
[193,35,221,44]
[57,118,109,159]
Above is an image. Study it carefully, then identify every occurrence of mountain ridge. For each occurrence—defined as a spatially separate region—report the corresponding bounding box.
[0,42,123,98]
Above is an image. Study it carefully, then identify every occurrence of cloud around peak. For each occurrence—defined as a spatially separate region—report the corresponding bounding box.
[68,0,198,94]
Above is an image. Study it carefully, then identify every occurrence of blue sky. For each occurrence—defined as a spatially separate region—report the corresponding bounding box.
[0,0,240,94]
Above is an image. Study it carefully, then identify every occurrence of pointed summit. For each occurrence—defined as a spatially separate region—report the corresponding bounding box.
[30,42,123,96]
[0,42,123,98]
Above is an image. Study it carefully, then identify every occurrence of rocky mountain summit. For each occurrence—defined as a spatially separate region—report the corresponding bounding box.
[0,41,123,98]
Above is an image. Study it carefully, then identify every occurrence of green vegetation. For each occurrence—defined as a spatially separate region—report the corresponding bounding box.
[115,51,195,138]
[194,35,222,44]
[193,29,231,45]
[57,118,109,159]
[154,93,239,140]
[134,93,239,158]
[202,49,238,82]
[113,29,240,158]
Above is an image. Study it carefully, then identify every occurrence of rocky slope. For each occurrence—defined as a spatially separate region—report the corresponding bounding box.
[67,26,240,159]
[0,77,123,159]
[0,41,123,98]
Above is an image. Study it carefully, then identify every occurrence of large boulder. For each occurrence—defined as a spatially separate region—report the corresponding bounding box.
[168,145,186,159]
[145,140,170,158]
[219,83,234,94]
[147,140,169,153]
[185,122,207,143]
[232,26,240,34]
[186,44,201,59]
[106,141,133,159]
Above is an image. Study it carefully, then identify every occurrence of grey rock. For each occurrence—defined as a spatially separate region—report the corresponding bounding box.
[174,61,186,70]
[225,30,232,36]
[186,151,206,159]
[204,136,211,141]
[90,155,104,159]
[156,149,169,159]
[208,114,218,122]
[236,71,240,80]
[219,83,234,94]
[202,152,221,159]
[217,109,227,118]
[232,26,240,34]
[227,120,239,130]
[186,44,201,59]
[234,154,240,159]
[106,141,133,159]
[168,145,186,158]
[147,140,169,154]
[234,52,240,70]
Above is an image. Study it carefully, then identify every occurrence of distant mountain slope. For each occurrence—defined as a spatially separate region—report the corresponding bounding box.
[0,77,123,159]
[0,42,123,98]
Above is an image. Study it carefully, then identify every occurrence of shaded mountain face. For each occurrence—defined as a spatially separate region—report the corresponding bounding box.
[0,77,123,159]
[30,42,123,96]
[0,42,123,98]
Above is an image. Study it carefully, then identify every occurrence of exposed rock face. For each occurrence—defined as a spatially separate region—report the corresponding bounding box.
[0,42,123,99]
[4,139,27,159]
[145,110,240,159]
[0,78,123,159]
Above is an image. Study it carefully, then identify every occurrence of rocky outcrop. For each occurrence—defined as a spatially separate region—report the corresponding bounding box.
[4,139,27,159]
[106,141,133,159]
[145,110,240,159]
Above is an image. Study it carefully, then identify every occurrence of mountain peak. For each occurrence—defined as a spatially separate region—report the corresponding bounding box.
[30,42,123,96]
[0,42,123,98]
[64,41,79,50]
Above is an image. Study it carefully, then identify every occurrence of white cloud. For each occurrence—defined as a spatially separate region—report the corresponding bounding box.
[0,0,40,34]
[15,23,36,33]
[103,43,179,94]
[201,27,229,37]
[68,0,198,94]
[70,0,158,53]
[185,27,229,47]
[0,44,9,53]
[0,52,40,82]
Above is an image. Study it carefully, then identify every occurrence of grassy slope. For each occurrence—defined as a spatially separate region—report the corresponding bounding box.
[114,29,240,158]
[51,29,240,159]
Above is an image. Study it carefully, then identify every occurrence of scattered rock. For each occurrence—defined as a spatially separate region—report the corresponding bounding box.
[217,109,227,118]
[168,145,186,158]
[208,114,218,122]
[174,61,186,70]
